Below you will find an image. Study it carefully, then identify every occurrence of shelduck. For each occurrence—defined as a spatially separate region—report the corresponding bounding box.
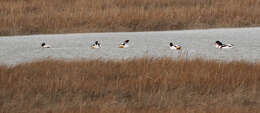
[169,42,181,50]
[91,41,101,49]
[118,40,130,48]
[215,41,233,49]
[41,42,51,48]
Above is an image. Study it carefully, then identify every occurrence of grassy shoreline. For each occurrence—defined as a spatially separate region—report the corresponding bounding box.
[1,0,260,36]
[1,58,260,113]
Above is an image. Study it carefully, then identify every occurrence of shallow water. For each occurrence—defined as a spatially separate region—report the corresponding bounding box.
[1,27,260,65]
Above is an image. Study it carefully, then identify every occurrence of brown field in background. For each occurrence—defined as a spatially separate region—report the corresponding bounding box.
[0,57,260,113]
[0,0,260,36]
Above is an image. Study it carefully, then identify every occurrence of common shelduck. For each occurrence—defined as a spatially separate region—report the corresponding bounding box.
[118,40,130,48]
[169,42,181,50]
[41,42,51,48]
[215,41,233,49]
[91,41,101,49]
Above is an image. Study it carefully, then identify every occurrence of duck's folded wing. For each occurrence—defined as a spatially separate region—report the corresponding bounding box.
[226,44,233,47]
[223,44,233,47]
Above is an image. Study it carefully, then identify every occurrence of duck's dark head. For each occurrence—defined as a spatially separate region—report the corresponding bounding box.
[169,42,173,47]
[95,41,99,45]
[124,40,129,43]
[215,41,223,45]
[41,43,46,47]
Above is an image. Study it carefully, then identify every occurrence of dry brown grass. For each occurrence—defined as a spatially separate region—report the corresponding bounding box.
[1,0,260,36]
[0,57,260,113]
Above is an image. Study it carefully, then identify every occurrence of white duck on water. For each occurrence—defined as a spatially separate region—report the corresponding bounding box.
[118,40,130,48]
[91,41,101,49]
[169,42,181,50]
[41,42,51,48]
[215,41,234,49]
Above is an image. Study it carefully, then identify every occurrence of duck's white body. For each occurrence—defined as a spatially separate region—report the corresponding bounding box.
[170,45,181,50]
[42,45,51,48]
[91,44,101,49]
[221,44,233,49]
[118,43,129,48]
[169,43,181,50]
[215,44,221,48]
